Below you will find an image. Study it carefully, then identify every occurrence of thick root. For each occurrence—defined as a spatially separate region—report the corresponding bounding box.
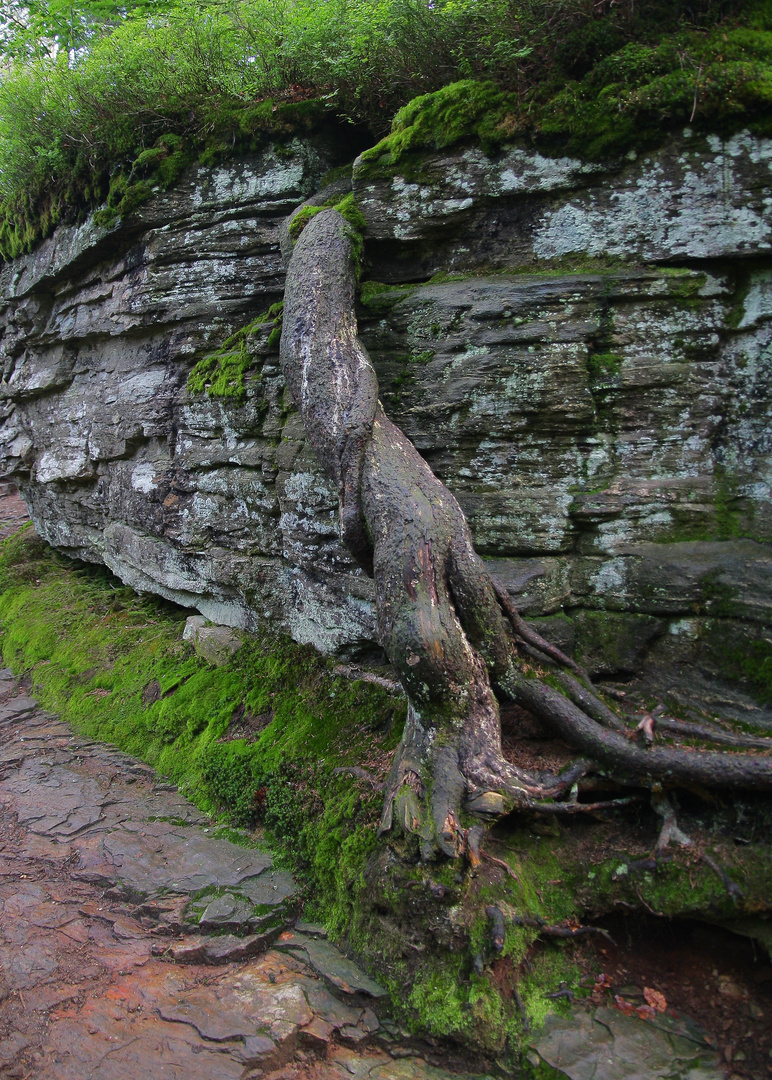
[280,207,772,863]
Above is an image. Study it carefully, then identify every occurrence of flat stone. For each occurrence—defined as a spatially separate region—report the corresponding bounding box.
[188,623,243,666]
[300,1016,335,1046]
[240,870,298,906]
[182,615,208,642]
[203,931,277,963]
[295,919,328,937]
[275,933,388,997]
[237,1034,278,1063]
[529,1006,724,1080]
[199,891,256,930]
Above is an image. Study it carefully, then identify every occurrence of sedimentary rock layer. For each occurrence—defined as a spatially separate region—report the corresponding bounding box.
[0,130,770,704]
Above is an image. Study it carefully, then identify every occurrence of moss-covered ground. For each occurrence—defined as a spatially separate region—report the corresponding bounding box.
[0,524,404,930]
[1,522,770,1067]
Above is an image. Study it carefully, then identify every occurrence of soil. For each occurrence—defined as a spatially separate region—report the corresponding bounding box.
[575,915,772,1080]
[497,697,772,1080]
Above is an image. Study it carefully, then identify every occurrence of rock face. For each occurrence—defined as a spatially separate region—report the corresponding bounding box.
[1,128,770,706]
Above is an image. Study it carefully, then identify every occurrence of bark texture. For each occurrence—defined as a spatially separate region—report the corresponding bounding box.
[280,209,772,859]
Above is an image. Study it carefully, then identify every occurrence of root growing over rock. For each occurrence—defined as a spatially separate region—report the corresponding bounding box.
[280,208,772,860]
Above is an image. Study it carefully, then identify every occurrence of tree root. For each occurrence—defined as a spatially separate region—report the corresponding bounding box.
[651,788,743,900]
[280,206,772,862]
[649,712,772,752]
[486,903,616,947]
[651,787,693,855]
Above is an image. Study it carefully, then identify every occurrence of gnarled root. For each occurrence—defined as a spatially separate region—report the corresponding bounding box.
[280,207,772,862]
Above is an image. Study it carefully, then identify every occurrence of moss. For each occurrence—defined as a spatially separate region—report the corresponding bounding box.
[287,193,366,278]
[3,525,771,1066]
[354,21,772,185]
[725,270,756,330]
[358,280,419,310]
[0,526,403,931]
[700,615,772,706]
[288,203,329,242]
[187,301,283,400]
[355,80,511,181]
[0,99,340,262]
[320,161,355,189]
[587,352,623,380]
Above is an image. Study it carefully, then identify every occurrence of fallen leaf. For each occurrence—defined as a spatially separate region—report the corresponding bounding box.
[644,987,667,1012]
[614,995,636,1015]
[636,1004,657,1020]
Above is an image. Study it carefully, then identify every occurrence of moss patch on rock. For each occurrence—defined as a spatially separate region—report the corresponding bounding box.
[355,18,772,180]
[187,301,283,401]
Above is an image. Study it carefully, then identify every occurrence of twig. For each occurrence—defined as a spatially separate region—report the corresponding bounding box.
[482,852,521,882]
[526,795,643,815]
[508,913,616,946]
[333,663,403,695]
[331,765,383,789]
[513,986,530,1033]
[651,787,692,855]
[546,983,575,1002]
[700,852,744,901]
[690,60,704,123]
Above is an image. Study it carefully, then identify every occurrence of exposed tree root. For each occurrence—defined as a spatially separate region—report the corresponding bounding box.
[651,787,693,855]
[647,709,772,752]
[280,207,772,861]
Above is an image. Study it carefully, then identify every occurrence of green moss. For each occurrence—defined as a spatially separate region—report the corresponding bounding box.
[405,963,473,1040]
[3,524,771,1066]
[287,193,366,278]
[187,301,283,400]
[355,20,772,184]
[356,80,510,180]
[704,622,772,706]
[0,96,338,261]
[358,280,419,310]
[288,203,329,242]
[0,526,404,937]
[587,352,623,379]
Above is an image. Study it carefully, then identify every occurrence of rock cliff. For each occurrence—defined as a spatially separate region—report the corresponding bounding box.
[1,128,770,714]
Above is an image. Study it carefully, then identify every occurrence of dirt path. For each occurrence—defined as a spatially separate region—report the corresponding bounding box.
[0,671,489,1080]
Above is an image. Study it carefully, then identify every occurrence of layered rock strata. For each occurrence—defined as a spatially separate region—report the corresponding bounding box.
[1,130,770,709]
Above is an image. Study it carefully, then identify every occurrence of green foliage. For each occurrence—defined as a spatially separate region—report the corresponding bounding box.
[357,13,772,176]
[1,0,767,260]
[0,0,163,59]
[0,2,337,259]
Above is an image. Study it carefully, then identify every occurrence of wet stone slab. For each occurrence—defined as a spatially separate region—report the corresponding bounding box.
[0,669,492,1080]
[528,1005,724,1080]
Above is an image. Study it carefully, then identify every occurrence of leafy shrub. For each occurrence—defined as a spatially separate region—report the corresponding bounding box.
[0,0,768,259]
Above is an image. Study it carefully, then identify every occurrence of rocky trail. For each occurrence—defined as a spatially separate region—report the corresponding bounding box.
[0,670,489,1080]
[0,490,769,1080]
